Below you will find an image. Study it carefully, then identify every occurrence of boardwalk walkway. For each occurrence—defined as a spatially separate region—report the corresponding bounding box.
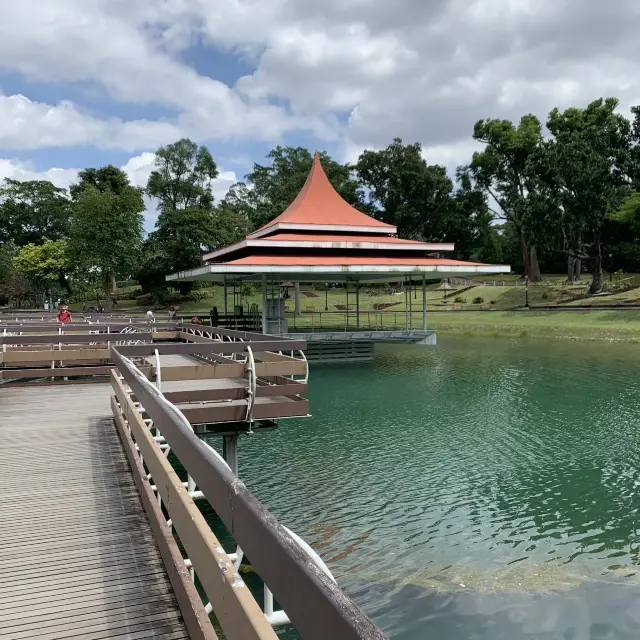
[0,383,190,640]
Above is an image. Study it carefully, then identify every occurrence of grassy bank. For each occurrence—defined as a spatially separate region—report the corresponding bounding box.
[427,310,640,342]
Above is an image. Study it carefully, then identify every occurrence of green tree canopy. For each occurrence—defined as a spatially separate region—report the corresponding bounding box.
[145,139,220,292]
[70,165,133,199]
[13,239,69,303]
[147,138,218,211]
[0,179,71,247]
[68,170,144,308]
[470,115,544,280]
[533,98,634,293]
[356,138,482,247]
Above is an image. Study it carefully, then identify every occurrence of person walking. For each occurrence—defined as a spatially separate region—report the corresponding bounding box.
[146,307,154,321]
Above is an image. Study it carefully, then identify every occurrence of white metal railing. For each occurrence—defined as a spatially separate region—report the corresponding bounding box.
[113,353,334,631]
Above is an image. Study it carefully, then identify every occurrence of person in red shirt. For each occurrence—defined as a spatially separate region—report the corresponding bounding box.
[57,304,72,323]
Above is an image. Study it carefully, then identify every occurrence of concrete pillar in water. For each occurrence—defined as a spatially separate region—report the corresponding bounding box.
[223,434,238,475]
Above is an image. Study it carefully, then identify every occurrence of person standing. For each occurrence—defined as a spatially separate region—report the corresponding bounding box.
[56,304,72,323]
[146,307,154,320]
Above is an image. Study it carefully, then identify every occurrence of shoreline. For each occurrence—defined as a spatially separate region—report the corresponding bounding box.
[427,310,640,344]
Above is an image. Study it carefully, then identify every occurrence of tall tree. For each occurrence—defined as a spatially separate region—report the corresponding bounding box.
[447,166,497,260]
[233,146,369,230]
[470,115,544,281]
[534,98,633,293]
[355,139,454,241]
[0,179,71,246]
[68,170,144,308]
[70,165,132,199]
[146,139,219,290]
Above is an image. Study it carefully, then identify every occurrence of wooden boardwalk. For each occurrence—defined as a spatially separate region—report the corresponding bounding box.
[0,383,190,640]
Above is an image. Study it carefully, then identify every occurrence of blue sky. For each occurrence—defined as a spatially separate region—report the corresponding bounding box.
[1,0,639,231]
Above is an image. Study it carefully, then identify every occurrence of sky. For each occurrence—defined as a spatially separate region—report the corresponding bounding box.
[1,0,640,231]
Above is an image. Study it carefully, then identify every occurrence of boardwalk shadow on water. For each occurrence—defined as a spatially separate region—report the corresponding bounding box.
[225,336,640,640]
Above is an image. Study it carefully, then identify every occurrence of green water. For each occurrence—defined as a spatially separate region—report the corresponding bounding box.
[212,337,640,639]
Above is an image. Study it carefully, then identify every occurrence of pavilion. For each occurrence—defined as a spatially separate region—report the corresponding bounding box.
[167,153,510,349]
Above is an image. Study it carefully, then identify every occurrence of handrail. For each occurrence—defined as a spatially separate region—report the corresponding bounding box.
[110,347,385,640]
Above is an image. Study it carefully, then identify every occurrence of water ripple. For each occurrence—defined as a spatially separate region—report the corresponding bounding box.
[211,337,640,639]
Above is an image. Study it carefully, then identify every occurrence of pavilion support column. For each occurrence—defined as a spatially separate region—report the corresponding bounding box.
[356,279,360,330]
[422,273,427,331]
[345,278,349,331]
[405,277,409,330]
[409,278,413,330]
[261,274,268,335]
[223,277,228,316]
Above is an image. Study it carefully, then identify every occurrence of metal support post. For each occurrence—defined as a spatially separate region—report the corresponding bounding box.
[223,434,239,475]
[223,277,228,316]
[405,277,409,330]
[422,273,427,331]
[409,279,412,329]
[261,273,268,335]
[345,279,349,331]
[356,279,360,329]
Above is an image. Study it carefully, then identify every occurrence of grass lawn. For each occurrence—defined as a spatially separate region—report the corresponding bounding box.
[66,277,640,343]
[428,309,640,342]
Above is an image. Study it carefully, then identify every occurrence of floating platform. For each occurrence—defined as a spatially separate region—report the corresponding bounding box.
[284,330,437,362]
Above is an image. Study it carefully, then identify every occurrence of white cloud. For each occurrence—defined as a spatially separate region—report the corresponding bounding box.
[0,158,80,189]
[0,94,183,151]
[1,0,640,169]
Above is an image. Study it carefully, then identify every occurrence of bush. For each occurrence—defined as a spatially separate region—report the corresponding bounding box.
[472,296,484,304]
[135,293,157,306]
[183,289,209,302]
[454,296,466,303]
[490,300,496,305]
[541,292,549,300]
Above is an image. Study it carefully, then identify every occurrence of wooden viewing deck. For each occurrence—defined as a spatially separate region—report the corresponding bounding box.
[0,318,387,640]
[0,383,190,639]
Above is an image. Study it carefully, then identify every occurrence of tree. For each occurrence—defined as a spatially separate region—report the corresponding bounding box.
[237,146,370,230]
[147,139,218,211]
[13,239,68,304]
[0,179,71,246]
[447,167,497,260]
[533,98,633,293]
[70,165,132,199]
[146,139,220,290]
[355,139,455,240]
[68,172,144,309]
[470,115,544,281]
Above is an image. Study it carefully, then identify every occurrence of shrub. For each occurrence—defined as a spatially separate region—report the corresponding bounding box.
[490,300,496,305]
[183,289,209,302]
[472,296,484,304]
[454,296,466,303]
[135,293,157,306]
[541,292,549,300]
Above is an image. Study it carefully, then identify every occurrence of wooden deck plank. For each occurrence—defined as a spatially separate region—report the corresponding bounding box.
[0,383,190,640]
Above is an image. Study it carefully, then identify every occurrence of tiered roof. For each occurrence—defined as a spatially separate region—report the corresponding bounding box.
[169,153,510,283]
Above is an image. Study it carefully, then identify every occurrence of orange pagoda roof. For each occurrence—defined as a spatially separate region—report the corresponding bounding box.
[168,152,511,283]
[247,152,396,239]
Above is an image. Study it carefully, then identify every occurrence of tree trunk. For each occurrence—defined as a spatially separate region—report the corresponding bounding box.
[574,257,581,281]
[567,255,576,283]
[294,282,301,316]
[589,235,604,294]
[529,246,541,282]
[104,273,114,311]
[519,228,531,279]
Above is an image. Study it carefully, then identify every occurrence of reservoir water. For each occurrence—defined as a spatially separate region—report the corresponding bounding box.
[209,337,640,639]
